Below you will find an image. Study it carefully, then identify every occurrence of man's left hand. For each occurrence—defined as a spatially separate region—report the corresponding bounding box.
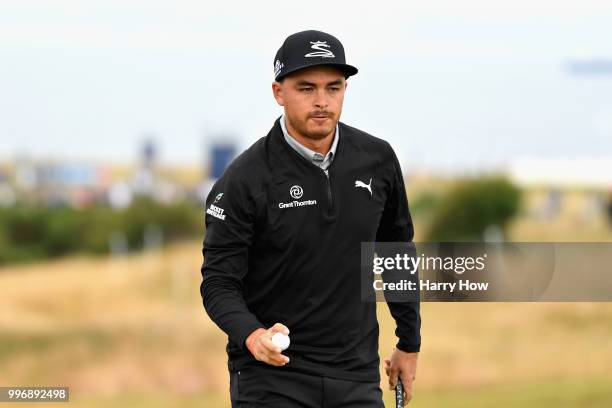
[384,348,418,405]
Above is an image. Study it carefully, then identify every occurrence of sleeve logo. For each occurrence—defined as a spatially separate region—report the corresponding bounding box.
[206,204,226,220]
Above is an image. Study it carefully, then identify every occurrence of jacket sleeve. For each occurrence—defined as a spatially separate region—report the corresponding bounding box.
[200,171,265,352]
[375,145,422,353]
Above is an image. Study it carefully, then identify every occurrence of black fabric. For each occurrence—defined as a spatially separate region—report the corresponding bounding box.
[273,30,358,81]
[230,366,384,408]
[201,116,421,383]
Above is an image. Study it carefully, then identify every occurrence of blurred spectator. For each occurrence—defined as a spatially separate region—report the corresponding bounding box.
[545,189,562,220]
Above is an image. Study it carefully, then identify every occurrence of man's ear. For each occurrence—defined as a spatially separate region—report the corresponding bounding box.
[272,81,285,106]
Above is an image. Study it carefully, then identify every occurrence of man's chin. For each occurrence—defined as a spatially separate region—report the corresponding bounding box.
[305,129,333,140]
[305,123,335,140]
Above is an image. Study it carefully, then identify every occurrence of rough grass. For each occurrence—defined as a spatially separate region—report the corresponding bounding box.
[1,239,612,407]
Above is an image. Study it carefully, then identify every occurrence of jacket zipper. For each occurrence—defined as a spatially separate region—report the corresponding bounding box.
[324,169,333,211]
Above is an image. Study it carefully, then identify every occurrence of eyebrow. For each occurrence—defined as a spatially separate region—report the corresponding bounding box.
[296,79,344,87]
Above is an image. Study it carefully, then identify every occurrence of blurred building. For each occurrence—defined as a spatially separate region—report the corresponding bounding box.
[0,150,199,210]
[209,143,237,180]
[509,157,612,189]
[132,137,158,196]
[197,139,238,205]
[509,157,612,222]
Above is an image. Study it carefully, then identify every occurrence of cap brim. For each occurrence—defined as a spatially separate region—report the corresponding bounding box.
[276,62,358,81]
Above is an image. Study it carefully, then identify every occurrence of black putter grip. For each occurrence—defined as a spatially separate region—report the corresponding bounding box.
[395,377,404,407]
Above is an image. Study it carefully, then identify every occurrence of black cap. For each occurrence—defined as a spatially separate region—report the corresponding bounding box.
[273,30,358,81]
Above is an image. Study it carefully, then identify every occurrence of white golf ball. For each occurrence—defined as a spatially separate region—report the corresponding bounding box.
[271,332,290,351]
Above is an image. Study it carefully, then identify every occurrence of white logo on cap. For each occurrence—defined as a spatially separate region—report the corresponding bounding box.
[274,59,284,77]
[305,41,335,58]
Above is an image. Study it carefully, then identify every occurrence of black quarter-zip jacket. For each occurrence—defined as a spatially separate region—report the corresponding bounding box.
[200,116,421,382]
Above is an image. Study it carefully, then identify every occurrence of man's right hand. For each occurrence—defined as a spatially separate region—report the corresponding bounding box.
[245,323,291,366]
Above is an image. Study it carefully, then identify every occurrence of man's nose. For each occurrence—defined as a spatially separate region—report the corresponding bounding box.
[313,89,329,109]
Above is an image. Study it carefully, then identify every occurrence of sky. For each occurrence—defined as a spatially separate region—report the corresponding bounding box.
[1,0,612,172]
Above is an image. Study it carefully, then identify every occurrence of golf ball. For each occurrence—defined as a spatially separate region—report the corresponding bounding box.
[271,332,290,351]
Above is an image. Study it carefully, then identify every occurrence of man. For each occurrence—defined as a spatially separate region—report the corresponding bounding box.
[201,30,420,407]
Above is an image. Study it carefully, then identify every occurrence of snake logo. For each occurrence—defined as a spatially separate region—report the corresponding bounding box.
[305,41,335,58]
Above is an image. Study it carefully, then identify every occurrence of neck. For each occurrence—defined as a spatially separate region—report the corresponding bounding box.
[285,116,335,155]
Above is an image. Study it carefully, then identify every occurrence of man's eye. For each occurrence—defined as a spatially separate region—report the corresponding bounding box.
[300,88,313,92]
[329,87,340,91]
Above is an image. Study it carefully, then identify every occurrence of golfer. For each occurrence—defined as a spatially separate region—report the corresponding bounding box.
[201,29,420,407]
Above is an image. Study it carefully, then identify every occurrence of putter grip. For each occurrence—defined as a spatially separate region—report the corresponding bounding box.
[396,378,404,407]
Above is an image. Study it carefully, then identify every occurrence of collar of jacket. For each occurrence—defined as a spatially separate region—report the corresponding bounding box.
[266,115,358,180]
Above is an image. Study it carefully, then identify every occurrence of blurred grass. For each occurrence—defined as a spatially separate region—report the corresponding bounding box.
[4,378,608,408]
[0,240,611,407]
[0,198,202,265]
[1,184,612,407]
[387,377,612,408]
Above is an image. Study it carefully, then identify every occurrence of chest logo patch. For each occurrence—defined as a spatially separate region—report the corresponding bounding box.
[279,184,317,209]
[290,185,303,199]
[355,178,373,196]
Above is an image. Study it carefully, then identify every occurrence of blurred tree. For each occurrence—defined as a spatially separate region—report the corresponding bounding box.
[607,192,612,226]
[0,199,201,266]
[425,177,521,242]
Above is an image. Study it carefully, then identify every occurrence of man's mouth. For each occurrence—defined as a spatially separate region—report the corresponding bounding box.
[311,113,331,123]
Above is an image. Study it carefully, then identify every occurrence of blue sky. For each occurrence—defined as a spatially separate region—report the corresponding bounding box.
[1,0,611,172]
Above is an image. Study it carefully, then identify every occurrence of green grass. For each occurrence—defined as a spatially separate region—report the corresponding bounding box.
[1,242,612,408]
[2,377,608,408]
[0,329,114,361]
[400,377,612,408]
[0,393,228,408]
